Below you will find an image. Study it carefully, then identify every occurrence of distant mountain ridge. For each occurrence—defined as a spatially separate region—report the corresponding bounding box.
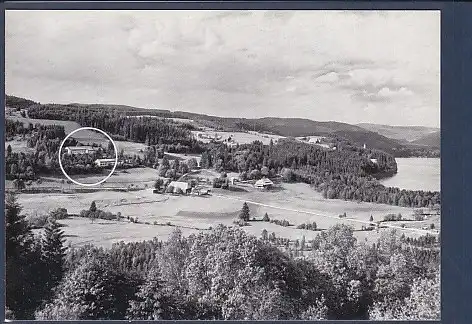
[356,123,439,142]
[5,94,439,155]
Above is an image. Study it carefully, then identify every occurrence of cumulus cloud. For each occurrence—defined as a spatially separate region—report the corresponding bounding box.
[5,10,440,127]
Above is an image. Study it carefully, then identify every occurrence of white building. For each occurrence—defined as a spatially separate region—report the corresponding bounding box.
[94,158,116,167]
[370,158,378,164]
[168,181,192,194]
[254,178,274,189]
[65,146,98,155]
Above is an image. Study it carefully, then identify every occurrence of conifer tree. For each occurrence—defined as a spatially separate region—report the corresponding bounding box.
[239,202,250,222]
[41,219,67,302]
[5,193,43,319]
[263,212,270,222]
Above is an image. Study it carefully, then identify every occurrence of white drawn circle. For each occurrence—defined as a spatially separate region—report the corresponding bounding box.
[58,127,118,187]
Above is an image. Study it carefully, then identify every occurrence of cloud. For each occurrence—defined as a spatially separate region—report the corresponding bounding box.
[5,10,440,127]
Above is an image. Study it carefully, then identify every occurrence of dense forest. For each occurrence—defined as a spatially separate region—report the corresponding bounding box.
[26,104,204,154]
[200,139,440,208]
[5,95,39,110]
[5,123,65,180]
[6,193,439,321]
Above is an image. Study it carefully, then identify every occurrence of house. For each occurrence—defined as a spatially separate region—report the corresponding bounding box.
[168,181,192,194]
[370,158,378,164]
[65,146,98,155]
[230,177,238,185]
[95,158,116,167]
[191,187,211,196]
[254,177,274,189]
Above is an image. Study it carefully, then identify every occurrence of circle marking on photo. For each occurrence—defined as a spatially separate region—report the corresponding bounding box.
[58,127,118,187]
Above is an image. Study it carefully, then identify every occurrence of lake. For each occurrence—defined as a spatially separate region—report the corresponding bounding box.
[380,158,440,192]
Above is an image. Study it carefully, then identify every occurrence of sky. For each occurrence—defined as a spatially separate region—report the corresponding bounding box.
[5,10,440,127]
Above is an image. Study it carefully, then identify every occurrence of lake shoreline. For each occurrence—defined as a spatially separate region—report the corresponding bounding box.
[381,157,440,192]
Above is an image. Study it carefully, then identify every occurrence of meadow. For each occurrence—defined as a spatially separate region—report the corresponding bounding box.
[191,130,284,145]
[21,177,436,248]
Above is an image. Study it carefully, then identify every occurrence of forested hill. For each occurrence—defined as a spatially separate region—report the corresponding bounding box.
[411,131,440,148]
[356,123,439,143]
[6,95,437,157]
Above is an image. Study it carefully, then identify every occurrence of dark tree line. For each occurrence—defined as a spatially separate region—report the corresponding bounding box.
[199,139,396,176]
[27,104,204,154]
[6,95,39,110]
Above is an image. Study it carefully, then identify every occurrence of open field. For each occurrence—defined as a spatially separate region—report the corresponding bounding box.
[5,137,36,154]
[191,130,284,145]
[32,217,202,249]
[18,180,437,248]
[164,152,202,165]
[6,167,161,190]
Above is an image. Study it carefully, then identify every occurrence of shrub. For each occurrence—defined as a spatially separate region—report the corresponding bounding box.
[27,213,51,229]
[296,221,317,231]
[270,219,291,227]
[50,208,68,220]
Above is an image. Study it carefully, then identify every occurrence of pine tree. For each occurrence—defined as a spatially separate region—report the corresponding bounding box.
[41,219,67,302]
[263,212,270,222]
[107,140,114,154]
[5,193,43,319]
[90,201,97,212]
[239,202,250,222]
[89,201,97,223]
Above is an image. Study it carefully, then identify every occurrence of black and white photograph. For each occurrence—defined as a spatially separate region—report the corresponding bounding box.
[4,10,440,320]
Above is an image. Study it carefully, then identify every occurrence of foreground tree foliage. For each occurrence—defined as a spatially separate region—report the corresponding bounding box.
[36,251,140,320]
[31,224,439,321]
[7,196,439,320]
[5,193,68,319]
[369,271,440,320]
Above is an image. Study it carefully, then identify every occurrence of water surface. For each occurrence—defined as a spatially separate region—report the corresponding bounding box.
[381,158,440,192]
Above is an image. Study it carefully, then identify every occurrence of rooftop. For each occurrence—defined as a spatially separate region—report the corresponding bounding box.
[66,146,98,150]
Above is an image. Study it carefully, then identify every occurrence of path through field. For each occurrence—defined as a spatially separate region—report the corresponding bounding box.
[212,193,439,236]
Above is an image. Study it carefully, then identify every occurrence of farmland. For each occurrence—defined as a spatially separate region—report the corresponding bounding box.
[6,110,440,249]
[191,130,285,145]
[21,175,437,248]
